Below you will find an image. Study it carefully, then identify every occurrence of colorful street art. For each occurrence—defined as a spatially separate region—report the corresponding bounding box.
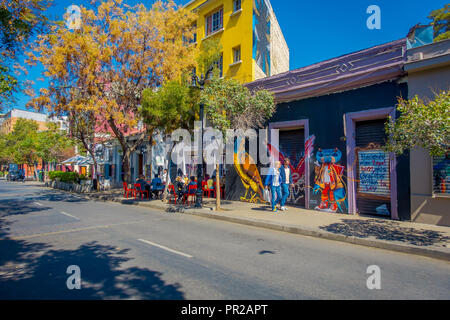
[312,148,347,213]
[233,139,266,203]
[267,143,306,204]
[433,152,450,194]
[253,0,271,75]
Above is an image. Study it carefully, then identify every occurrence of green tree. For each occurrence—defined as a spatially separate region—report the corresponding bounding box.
[36,121,75,174]
[429,4,450,42]
[200,77,276,209]
[140,80,198,200]
[4,118,39,176]
[0,0,52,110]
[384,90,450,156]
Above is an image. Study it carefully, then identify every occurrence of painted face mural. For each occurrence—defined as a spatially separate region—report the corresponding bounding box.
[312,148,348,213]
[234,139,266,203]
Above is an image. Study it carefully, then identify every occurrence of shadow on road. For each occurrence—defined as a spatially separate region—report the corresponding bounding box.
[0,217,185,299]
[319,219,450,247]
[0,199,52,217]
[32,191,90,203]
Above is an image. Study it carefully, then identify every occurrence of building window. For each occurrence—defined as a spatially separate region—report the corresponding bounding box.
[205,8,223,36]
[183,23,197,44]
[233,0,241,12]
[233,46,241,63]
[433,152,449,195]
[213,53,223,77]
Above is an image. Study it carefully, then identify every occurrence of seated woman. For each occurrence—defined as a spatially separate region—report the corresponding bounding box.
[151,174,164,199]
[188,176,197,188]
[136,175,150,193]
[173,176,187,203]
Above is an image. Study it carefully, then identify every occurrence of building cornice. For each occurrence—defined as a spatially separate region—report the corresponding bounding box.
[246,39,407,103]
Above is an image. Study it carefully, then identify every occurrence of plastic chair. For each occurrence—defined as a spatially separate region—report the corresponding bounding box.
[184,185,197,205]
[168,184,177,204]
[123,182,136,199]
[202,181,211,197]
[134,183,149,200]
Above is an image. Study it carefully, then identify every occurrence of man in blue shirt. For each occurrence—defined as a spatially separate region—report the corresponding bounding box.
[264,161,284,212]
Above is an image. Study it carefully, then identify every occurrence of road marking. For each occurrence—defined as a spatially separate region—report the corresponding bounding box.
[7,220,144,240]
[137,239,193,258]
[59,211,80,220]
[34,201,43,206]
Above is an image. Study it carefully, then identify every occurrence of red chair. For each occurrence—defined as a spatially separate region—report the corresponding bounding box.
[184,185,197,205]
[168,184,177,204]
[202,181,211,197]
[210,185,224,199]
[123,182,136,199]
[134,183,149,200]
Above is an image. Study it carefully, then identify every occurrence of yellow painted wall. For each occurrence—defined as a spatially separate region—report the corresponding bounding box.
[186,0,255,83]
[0,117,48,134]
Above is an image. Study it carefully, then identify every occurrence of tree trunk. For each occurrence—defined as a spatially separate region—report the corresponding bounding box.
[162,142,175,202]
[122,149,132,185]
[33,161,39,181]
[215,162,220,211]
[148,134,154,179]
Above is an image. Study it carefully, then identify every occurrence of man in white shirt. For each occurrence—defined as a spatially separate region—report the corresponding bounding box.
[281,159,294,211]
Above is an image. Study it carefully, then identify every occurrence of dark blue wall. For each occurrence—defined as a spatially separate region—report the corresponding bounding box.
[270,80,410,220]
[225,80,411,220]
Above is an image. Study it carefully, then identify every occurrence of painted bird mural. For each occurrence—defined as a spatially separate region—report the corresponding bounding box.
[233,139,266,203]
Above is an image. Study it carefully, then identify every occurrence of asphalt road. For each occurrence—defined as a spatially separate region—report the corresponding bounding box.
[0,181,449,299]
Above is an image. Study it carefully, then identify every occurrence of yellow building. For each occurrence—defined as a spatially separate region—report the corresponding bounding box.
[185,0,289,83]
[0,109,67,134]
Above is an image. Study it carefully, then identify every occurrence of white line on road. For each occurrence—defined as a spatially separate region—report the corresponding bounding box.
[34,201,43,206]
[59,211,80,220]
[137,239,193,259]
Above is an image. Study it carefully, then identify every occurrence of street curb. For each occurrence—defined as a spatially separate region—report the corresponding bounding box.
[50,187,450,262]
[130,199,450,262]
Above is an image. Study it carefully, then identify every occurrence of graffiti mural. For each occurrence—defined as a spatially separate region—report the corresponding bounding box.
[233,139,266,203]
[268,144,306,204]
[312,148,347,213]
[433,152,450,194]
[253,0,271,75]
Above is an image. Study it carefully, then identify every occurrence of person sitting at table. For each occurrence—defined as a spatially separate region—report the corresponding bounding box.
[173,176,187,204]
[188,176,197,188]
[135,175,150,194]
[151,174,164,199]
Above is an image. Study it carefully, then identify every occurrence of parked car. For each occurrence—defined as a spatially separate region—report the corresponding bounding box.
[7,171,25,182]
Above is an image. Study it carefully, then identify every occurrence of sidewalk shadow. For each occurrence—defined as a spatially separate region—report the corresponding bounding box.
[319,219,450,247]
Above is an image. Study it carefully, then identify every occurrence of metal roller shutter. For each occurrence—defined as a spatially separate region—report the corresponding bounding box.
[279,129,305,207]
[355,119,391,217]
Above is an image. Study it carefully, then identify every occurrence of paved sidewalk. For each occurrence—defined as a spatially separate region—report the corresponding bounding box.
[58,186,450,261]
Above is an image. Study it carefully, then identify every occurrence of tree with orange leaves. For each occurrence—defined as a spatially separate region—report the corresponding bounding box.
[27,0,198,183]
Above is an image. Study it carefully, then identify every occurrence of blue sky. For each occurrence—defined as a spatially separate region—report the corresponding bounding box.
[9,0,448,112]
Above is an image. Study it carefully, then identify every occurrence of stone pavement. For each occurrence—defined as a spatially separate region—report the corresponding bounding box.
[57,186,450,261]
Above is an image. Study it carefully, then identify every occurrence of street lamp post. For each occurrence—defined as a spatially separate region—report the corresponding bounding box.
[190,67,213,208]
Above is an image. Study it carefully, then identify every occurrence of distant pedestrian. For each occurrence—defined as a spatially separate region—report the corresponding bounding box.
[264,161,283,213]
